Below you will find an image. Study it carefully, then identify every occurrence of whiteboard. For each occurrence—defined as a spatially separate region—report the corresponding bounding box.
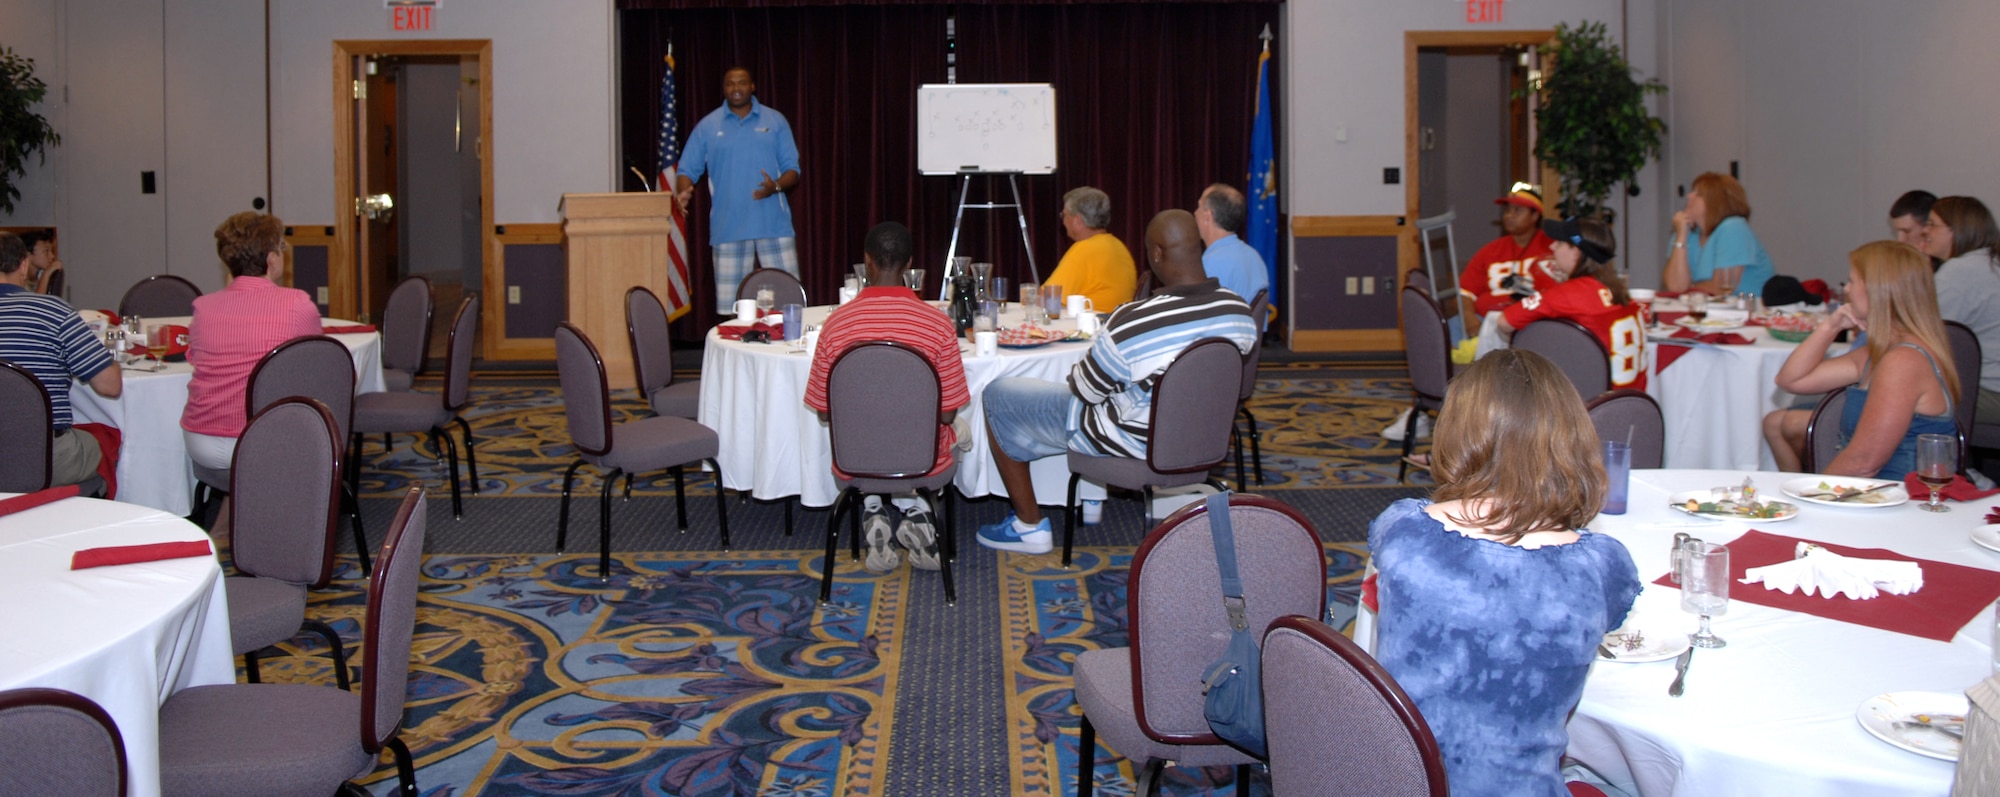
[917,84,1057,175]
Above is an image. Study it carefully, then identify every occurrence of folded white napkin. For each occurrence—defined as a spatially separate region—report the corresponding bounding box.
[1739,542,1923,600]
[1705,307,1751,326]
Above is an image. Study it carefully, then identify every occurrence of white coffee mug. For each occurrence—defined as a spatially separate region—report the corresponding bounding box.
[1066,294,1094,318]
[1077,313,1100,336]
[733,299,758,323]
[975,330,998,357]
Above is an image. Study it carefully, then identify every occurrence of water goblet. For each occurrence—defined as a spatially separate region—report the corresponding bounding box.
[903,268,926,293]
[1682,542,1730,649]
[1915,433,1956,512]
[970,262,994,302]
[991,277,1010,312]
[1684,292,1709,325]
[1715,267,1740,298]
[756,288,776,317]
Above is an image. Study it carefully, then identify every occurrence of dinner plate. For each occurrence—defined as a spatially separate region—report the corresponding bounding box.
[1779,476,1909,508]
[1857,691,1967,761]
[1667,489,1799,522]
[1673,317,1748,333]
[1596,627,1689,663]
[996,337,1061,350]
[1972,525,2000,554]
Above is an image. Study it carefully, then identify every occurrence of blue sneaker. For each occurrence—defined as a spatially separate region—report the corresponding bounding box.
[976,513,1053,554]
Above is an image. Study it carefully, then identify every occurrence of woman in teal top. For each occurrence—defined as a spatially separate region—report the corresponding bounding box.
[1664,171,1777,298]
[1775,240,1960,479]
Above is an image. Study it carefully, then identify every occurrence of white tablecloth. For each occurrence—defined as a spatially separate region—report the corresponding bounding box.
[0,494,234,797]
[71,317,386,516]
[1644,305,1833,471]
[698,304,1106,508]
[1570,469,1986,796]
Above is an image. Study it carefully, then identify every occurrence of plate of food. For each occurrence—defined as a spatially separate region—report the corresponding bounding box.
[1780,476,1909,508]
[996,326,1062,349]
[1972,525,2000,554]
[1667,489,1799,521]
[1674,316,1748,333]
[1595,625,1689,663]
[1857,691,1966,761]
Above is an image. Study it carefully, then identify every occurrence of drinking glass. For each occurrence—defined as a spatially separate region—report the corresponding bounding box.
[851,263,868,285]
[145,325,173,365]
[903,268,926,293]
[1715,267,1740,298]
[1601,441,1631,514]
[1021,282,1041,322]
[975,301,999,333]
[1682,542,1730,649]
[1684,291,1709,324]
[1916,433,1956,512]
[1041,284,1064,321]
[991,277,1010,311]
[756,288,776,316]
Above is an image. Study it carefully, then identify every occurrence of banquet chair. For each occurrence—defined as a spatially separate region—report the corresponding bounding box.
[193,336,371,574]
[1404,269,1432,296]
[1586,389,1665,469]
[227,397,350,691]
[1512,318,1610,397]
[1231,290,1270,488]
[1062,338,1244,567]
[1134,268,1156,302]
[0,687,127,797]
[554,322,730,579]
[1260,615,1447,797]
[1944,321,1989,462]
[352,294,481,519]
[1071,494,1326,797]
[736,267,808,309]
[1398,287,1451,483]
[0,359,106,497]
[626,286,701,420]
[377,276,434,394]
[44,264,64,299]
[157,487,427,797]
[817,341,960,606]
[1803,387,1850,473]
[117,274,202,318]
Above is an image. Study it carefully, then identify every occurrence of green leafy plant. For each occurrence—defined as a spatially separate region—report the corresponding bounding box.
[1531,21,1666,220]
[0,47,59,216]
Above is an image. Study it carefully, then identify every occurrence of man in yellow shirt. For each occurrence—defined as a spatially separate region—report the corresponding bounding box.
[1044,186,1136,311]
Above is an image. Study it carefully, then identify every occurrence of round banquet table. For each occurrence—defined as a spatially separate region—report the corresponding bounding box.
[1642,299,1839,472]
[0,493,234,797]
[70,317,386,516]
[699,303,1107,508]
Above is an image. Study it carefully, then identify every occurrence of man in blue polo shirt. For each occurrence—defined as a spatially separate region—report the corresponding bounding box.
[0,232,121,487]
[675,66,802,313]
[1195,183,1269,307]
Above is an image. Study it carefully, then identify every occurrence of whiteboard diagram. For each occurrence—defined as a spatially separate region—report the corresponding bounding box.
[917,84,1057,175]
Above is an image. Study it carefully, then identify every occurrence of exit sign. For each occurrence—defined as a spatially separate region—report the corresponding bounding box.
[388,0,437,31]
[1467,0,1505,24]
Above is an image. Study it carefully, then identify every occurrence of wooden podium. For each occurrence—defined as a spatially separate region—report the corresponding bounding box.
[559,192,676,389]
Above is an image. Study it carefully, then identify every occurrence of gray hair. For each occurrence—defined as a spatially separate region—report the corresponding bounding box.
[1201,183,1248,234]
[1064,186,1111,230]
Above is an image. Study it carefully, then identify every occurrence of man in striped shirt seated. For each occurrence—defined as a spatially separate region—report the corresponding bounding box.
[976,210,1257,554]
[0,232,122,487]
[804,221,970,573]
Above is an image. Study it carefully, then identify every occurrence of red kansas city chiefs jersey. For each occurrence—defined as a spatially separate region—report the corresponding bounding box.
[1459,232,1560,315]
[1501,276,1648,391]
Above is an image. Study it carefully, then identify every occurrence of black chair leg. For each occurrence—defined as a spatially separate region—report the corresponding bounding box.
[1143,486,1156,528]
[556,459,583,550]
[453,415,479,494]
[818,489,853,605]
[387,736,419,797]
[944,486,958,563]
[1135,758,1166,797]
[708,459,730,551]
[242,648,261,683]
[304,619,352,691]
[434,426,463,520]
[344,486,371,576]
[596,466,619,580]
[672,466,688,530]
[1233,424,1247,491]
[1235,763,1254,794]
[784,499,793,537]
[382,432,392,454]
[1063,473,1083,568]
[1398,403,1421,484]
[849,491,864,560]
[1242,407,1264,485]
[1077,713,1097,797]
[917,486,955,605]
[622,472,634,502]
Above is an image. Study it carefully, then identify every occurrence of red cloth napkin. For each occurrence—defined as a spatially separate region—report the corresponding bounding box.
[1668,328,1753,345]
[1902,472,2000,502]
[0,484,78,517]
[73,423,120,499]
[70,540,213,570]
[1654,291,1684,300]
[1651,529,2000,642]
[322,324,377,334]
[1361,572,1379,613]
[715,321,778,341]
[1654,310,1687,325]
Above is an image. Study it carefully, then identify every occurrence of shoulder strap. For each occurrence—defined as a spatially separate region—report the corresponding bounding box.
[1206,491,1249,632]
[1898,342,1955,418]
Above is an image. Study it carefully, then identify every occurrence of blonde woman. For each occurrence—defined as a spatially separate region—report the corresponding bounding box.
[1774,241,1958,478]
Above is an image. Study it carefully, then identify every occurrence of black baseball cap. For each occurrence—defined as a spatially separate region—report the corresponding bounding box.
[1543,218,1614,264]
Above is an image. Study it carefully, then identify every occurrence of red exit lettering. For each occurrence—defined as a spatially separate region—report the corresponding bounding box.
[1467,0,1505,24]
[393,6,433,31]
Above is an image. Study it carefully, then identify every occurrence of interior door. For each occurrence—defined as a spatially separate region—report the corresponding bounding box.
[352,55,400,324]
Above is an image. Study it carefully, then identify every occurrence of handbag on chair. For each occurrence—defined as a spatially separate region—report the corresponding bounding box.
[1199,490,1268,756]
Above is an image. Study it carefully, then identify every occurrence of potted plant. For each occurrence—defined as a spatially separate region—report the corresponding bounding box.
[0,46,60,216]
[1531,21,1666,220]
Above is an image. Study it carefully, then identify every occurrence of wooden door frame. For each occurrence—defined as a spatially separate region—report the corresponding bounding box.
[1403,31,1553,283]
[332,39,494,353]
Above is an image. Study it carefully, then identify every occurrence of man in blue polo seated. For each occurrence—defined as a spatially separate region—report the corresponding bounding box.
[975,209,1257,554]
[0,231,121,488]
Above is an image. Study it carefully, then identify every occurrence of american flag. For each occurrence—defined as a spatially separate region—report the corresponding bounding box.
[657,52,693,321]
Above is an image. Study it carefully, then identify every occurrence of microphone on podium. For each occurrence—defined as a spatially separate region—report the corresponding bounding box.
[628,166,654,192]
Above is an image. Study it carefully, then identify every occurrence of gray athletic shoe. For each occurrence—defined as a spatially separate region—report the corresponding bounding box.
[863,508,900,573]
[897,506,942,571]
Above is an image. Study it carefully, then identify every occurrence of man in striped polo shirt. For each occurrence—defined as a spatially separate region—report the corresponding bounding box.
[976,210,1257,554]
[0,232,122,487]
[804,222,969,572]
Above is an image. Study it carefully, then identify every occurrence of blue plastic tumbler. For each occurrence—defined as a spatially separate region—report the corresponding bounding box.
[782,304,803,342]
[1602,440,1631,514]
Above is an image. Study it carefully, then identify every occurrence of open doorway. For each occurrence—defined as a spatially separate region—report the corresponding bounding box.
[332,40,494,359]
[1405,32,1551,333]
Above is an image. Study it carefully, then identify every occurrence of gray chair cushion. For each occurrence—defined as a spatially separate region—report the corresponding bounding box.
[838,460,958,497]
[158,683,371,797]
[1073,647,1256,769]
[382,368,415,393]
[352,390,449,434]
[1067,451,1213,491]
[225,576,307,655]
[0,690,125,797]
[584,416,719,473]
[648,380,702,420]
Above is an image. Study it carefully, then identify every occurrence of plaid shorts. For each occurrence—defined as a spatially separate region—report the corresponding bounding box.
[713,237,799,313]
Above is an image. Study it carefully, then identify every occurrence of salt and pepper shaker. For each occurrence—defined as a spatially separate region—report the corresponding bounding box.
[1671,532,1692,584]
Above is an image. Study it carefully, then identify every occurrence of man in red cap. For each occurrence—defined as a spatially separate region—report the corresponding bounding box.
[1458,183,1560,321]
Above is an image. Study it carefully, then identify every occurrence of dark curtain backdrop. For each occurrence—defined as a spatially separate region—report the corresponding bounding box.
[617,2,1282,337]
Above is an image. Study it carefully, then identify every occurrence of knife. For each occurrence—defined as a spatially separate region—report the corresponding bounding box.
[1667,648,1694,697]
[1832,482,1901,502]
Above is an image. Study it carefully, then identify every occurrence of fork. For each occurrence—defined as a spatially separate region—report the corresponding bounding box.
[1896,715,1966,739]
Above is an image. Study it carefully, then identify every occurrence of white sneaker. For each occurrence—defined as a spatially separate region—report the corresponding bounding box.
[862,509,900,573]
[1380,409,1433,441]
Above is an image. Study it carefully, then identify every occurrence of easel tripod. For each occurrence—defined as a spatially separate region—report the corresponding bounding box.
[939,172,1040,301]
